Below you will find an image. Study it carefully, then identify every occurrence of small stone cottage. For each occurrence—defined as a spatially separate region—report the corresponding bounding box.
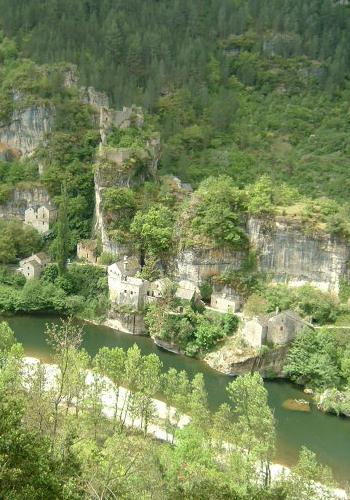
[242,310,309,348]
[242,316,269,348]
[19,252,51,280]
[210,285,242,313]
[266,310,307,345]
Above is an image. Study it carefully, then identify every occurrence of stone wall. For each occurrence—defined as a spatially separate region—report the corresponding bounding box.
[205,343,289,378]
[248,217,350,294]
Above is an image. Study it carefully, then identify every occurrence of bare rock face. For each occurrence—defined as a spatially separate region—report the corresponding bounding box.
[176,248,245,285]
[204,339,289,378]
[0,186,52,220]
[0,105,54,157]
[248,217,350,294]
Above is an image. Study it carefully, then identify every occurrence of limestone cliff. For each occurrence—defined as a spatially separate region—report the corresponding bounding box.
[248,217,350,294]
[0,185,51,220]
[174,216,350,295]
[0,102,54,157]
[176,248,245,284]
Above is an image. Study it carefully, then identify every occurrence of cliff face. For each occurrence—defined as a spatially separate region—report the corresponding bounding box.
[174,217,350,294]
[176,248,245,284]
[0,105,54,156]
[0,186,51,220]
[248,217,350,294]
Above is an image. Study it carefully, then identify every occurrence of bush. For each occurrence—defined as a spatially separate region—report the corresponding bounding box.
[284,327,340,390]
[0,220,43,264]
[244,294,268,318]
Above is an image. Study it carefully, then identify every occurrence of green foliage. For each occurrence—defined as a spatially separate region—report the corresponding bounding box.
[0,263,108,319]
[246,175,275,216]
[131,205,174,259]
[180,176,247,249]
[0,318,342,498]
[145,303,239,356]
[0,395,79,498]
[284,327,341,390]
[0,219,42,263]
[279,447,335,499]
[251,284,339,325]
[103,186,136,242]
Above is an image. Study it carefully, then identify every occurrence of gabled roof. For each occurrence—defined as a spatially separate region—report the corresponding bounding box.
[35,252,50,264]
[20,252,50,267]
[175,280,199,301]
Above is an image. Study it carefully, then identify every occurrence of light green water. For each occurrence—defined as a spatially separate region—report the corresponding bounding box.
[4,314,350,486]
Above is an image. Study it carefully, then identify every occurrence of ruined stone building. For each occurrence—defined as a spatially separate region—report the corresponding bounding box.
[77,239,99,264]
[210,285,242,313]
[24,204,57,234]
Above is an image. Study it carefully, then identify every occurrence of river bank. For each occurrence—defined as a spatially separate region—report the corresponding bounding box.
[3,314,350,486]
[87,316,350,421]
[21,355,348,500]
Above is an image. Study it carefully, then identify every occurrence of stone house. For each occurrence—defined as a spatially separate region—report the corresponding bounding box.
[266,310,307,345]
[77,239,98,264]
[242,310,309,348]
[242,317,269,348]
[146,278,172,301]
[19,252,51,280]
[24,204,57,234]
[210,285,242,313]
[108,258,149,311]
[175,280,201,302]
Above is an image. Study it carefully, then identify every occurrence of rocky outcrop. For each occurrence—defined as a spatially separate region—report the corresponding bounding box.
[0,104,54,156]
[317,388,350,417]
[107,310,145,335]
[248,217,350,294]
[0,185,52,220]
[176,248,245,285]
[204,340,289,378]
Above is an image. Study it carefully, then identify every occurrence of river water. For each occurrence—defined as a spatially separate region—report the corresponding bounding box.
[3,314,350,485]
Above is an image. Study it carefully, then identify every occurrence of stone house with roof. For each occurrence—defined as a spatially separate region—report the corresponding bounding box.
[242,310,309,348]
[108,257,149,310]
[267,310,308,345]
[19,252,51,280]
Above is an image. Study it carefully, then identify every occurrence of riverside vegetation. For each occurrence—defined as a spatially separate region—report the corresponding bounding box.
[0,319,342,499]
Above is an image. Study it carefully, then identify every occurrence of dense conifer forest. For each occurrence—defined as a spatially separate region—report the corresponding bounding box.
[1,0,350,198]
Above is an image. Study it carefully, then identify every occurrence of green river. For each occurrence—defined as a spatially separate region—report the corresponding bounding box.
[4,314,350,486]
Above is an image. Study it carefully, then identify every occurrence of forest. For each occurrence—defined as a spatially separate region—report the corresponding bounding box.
[0,0,350,199]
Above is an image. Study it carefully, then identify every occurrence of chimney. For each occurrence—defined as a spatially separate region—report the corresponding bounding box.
[123,255,129,274]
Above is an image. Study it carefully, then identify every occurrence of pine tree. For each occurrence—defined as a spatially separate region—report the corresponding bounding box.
[55,181,70,275]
